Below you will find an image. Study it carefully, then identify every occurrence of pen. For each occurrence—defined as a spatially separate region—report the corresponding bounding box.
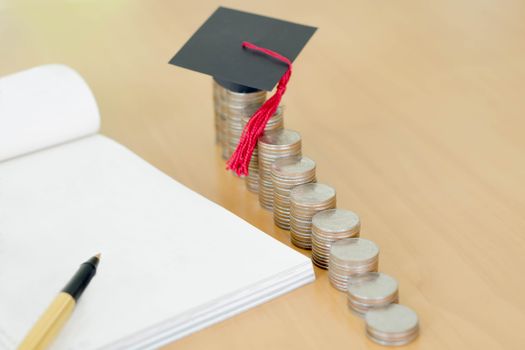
[18,254,101,350]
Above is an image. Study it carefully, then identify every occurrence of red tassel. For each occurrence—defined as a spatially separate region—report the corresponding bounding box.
[226,42,292,176]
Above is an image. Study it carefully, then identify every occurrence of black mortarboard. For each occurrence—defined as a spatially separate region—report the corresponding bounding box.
[169,7,317,92]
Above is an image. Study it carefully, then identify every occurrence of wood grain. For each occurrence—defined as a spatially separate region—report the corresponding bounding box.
[1,1,524,349]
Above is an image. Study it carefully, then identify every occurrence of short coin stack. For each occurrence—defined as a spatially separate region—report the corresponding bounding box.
[224,89,267,160]
[271,156,316,230]
[258,129,302,210]
[328,238,379,292]
[311,209,360,269]
[289,183,336,249]
[242,107,284,193]
[347,272,399,316]
[365,304,419,346]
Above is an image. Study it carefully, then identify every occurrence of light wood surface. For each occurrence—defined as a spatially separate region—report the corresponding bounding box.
[2,1,525,349]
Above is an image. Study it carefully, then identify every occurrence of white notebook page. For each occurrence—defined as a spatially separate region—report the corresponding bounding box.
[0,135,312,349]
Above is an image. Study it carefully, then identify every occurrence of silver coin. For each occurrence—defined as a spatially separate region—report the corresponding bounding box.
[312,209,360,234]
[329,259,379,272]
[348,296,400,317]
[259,129,301,148]
[330,238,379,264]
[290,183,336,205]
[271,156,316,177]
[365,304,419,346]
[347,272,398,305]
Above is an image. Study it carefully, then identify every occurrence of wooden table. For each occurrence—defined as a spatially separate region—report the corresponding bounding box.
[2,1,524,349]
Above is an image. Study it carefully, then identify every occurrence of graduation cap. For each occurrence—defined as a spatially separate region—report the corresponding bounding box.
[169,7,317,175]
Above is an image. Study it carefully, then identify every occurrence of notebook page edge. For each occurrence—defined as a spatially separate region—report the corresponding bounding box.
[0,64,100,163]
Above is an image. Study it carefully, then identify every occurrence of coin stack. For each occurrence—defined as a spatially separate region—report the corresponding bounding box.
[311,209,360,269]
[328,238,379,292]
[271,156,316,229]
[242,107,284,193]
[223,89,267,160]
[347,272,399,316]
[212,80,225,144]
[365,304,419,346]
[289,183,336,249]
[258,129,302,210]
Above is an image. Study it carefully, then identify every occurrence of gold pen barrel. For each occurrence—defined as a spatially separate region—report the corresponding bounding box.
[17,254,99,349]
[17,292,75,350]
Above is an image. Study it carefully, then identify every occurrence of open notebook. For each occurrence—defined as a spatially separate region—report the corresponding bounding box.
[0,65,314,350]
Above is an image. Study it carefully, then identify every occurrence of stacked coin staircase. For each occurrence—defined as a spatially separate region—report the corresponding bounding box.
[212,81,419,346]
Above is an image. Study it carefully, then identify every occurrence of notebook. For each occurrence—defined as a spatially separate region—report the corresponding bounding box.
[0,65,315,350]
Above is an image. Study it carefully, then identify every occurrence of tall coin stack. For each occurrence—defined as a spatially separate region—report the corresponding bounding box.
[242,107,284,193]
[347,272,399,316]
[258,129,302,210]
[311,209,360,269]
[328,238,379,292]
[271,156,316,230]
[212,80,226,145]
[289,183,336,249]
[224,89,266,160]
